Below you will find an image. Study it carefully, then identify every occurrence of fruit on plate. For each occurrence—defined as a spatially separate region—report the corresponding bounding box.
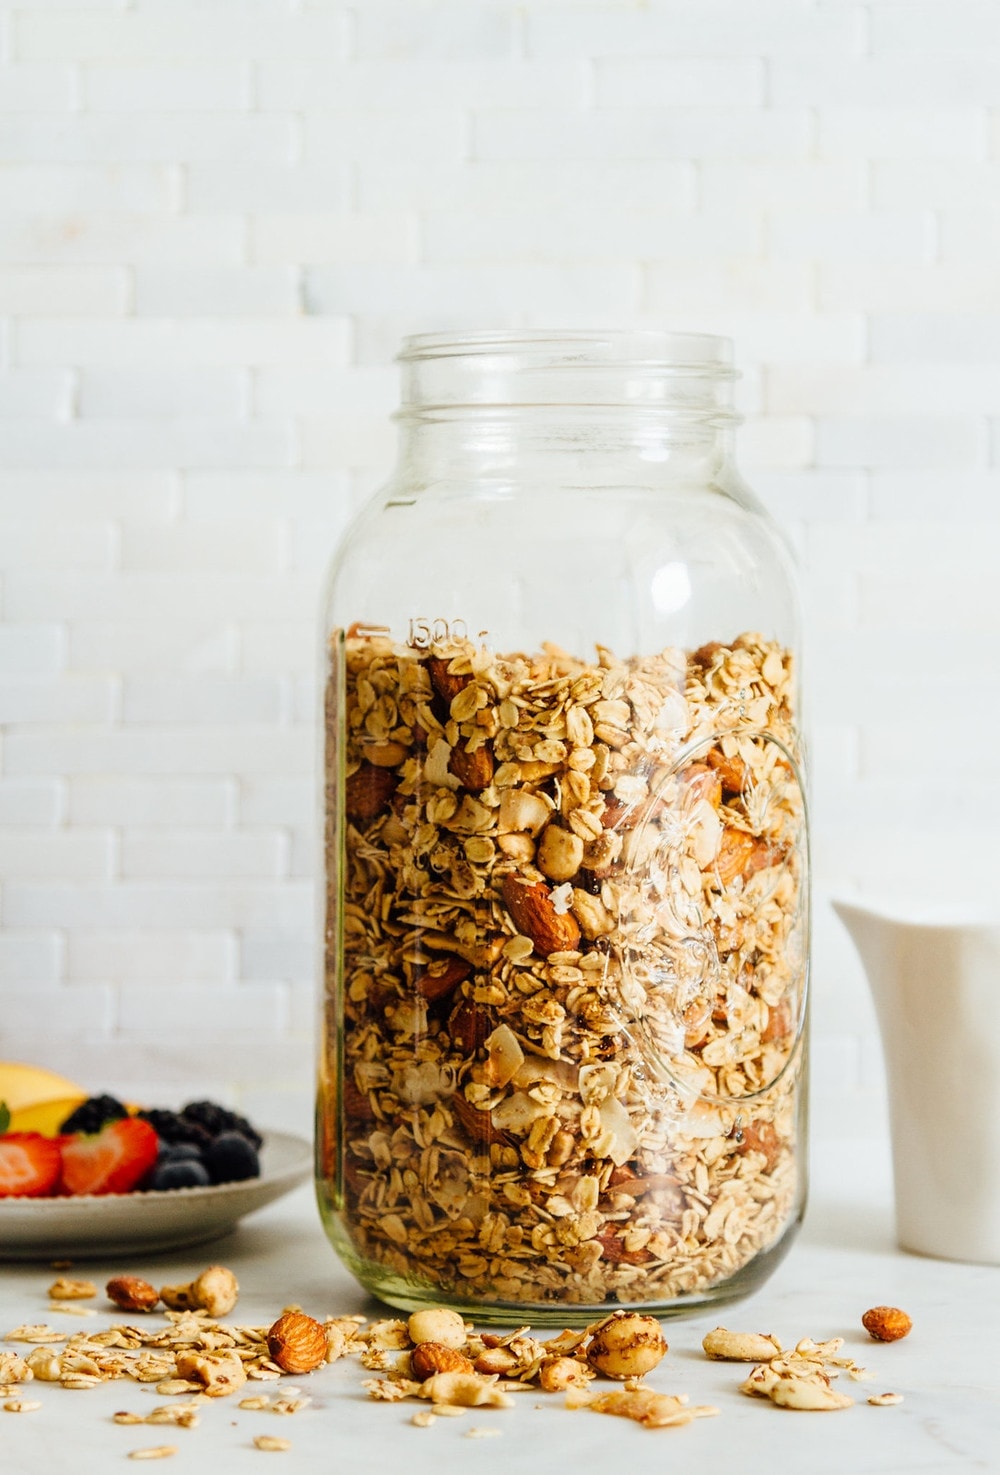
[0,1132,63,1198]
[0,1078,264,1198]
[60,1117,160,1197]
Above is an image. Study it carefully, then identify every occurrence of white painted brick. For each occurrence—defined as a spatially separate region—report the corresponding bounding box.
[0,63,74,110]
[821,265,1000,315]
[525,3,863,58]
[117,985,286,1035]
[1,986,114,1033]
[767,364,1000,417]
[0,368,73,419]
[67,931,234,984]
[78,367,245,419]
[238,777,312,828]
[17,318,350,367]
[253,366,396,417]
[182,470,350,523]
[869,470,1000,520]
[238,926,312,982]
[240,621,315,675]
[122,677,283,725]
[0,931,60,983]
[752,471,867,526]
[249,213,418,267]
[0,165,172,212]
[119,522,283,576]
[0,677,114,724]
[701,159,866,214]
[303,263,639,317]
[0,420,292,470]
[301,109,467,165]
[258,59,585,109]
[859,573,996,632]
[644,262,812,315]
[870,2,1000,52]
[870,313,1000,361]
[0,518,113,569]
[14,10,349,63]
[0,215,243,266]
[737,416,814,472]
[0,471,175,520]
[421,207,762,264]
[772,51,1000,106]
[288,517,354,575]
[7,571,314,624]
[82,63,250,112]
[120,830,284,880]
[3,881,311,932]
[872,159,1000,210]
[358,159,696,212]
[299,412,403,471]
[768,211,934,264]
[816,416,986,469]
[0,267,128,315]
[595,57,763,108]
[0,114,294,164]
[69,621,239,676]
[0,780,62,826]
[185,162,351,214]
[134,267,298,317]
[818,107,986,159]
[0,830,112,879]
[474,107,812,162]
[68,778,233,828]
[355,3,515,60]
[940,207,1000,262]
[3,726,311,777]
[0,623,64,676]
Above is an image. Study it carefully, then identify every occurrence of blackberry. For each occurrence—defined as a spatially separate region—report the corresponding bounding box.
[147,1157,211,1192]
[59,1095,128,1135]
[204,1131,260,1184]
[180,1100,262,1151]
[137,1108,212,1149]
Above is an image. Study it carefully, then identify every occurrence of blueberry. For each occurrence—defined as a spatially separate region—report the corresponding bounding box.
[147,1158,211,1191]
[204,1131,260,1184]
[156,1141,204,1164]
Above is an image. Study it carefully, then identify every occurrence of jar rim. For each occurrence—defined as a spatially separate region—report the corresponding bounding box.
[398,327,736,377]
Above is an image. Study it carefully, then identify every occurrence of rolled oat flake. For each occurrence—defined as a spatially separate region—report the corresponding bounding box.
[317,330,809,1322]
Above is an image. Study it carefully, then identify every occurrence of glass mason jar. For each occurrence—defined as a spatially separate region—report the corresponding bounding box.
[317,330,809,1323]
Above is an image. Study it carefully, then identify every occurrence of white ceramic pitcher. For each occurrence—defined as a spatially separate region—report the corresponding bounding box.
[833,899,1000,1265]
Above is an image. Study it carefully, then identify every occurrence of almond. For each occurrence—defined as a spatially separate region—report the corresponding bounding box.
[706,746,750,794]
[345,761,398,825]
[762,999,794,1045]
[451,1092,514,1148]
[448,741,494,793]
[428,656,470,703]
[342,1078,376,1125]
[680,762,723,808]
[415,954,471,1003]
[447,998,494,1054]
[500,874,581,957]
[411,1342,474,1380]
[735,1120,782,1172]
[861,1306,912,1343]
[106,1276,159,1313]
[266,1312,328,1374]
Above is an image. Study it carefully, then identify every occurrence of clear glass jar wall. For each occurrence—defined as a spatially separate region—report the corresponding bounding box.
[317,331,809,1323]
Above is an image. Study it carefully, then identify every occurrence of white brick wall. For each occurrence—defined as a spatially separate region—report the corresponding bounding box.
[2,0,999,1141]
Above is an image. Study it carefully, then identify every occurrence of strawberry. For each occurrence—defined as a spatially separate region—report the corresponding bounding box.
[60,1116,159,1197]
[0,1131,63,1198]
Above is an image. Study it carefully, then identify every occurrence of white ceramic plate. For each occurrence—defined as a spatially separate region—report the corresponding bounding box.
[0,1131,312,1260]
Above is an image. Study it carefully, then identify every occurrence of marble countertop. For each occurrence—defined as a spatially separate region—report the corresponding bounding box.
[2,1137,996,1475]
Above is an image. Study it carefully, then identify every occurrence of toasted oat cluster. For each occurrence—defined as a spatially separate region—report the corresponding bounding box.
[323,629,807,1308]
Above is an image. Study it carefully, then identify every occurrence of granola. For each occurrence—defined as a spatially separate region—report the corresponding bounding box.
[321,630,807,1312]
